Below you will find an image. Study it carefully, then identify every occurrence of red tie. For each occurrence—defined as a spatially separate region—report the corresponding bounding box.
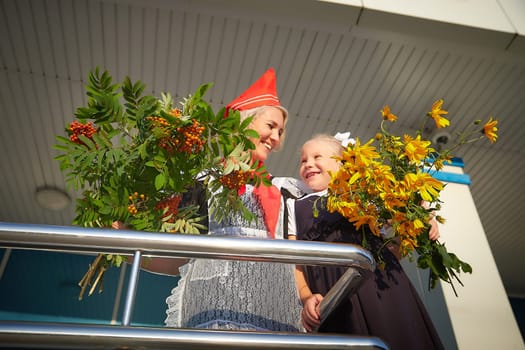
[252,183,281,239]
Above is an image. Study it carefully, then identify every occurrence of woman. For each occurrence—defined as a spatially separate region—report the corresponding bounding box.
[164,68,303,331]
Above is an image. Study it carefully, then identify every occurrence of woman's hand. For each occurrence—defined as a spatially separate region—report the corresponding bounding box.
[112,221,127,230]
[302,293,323,332]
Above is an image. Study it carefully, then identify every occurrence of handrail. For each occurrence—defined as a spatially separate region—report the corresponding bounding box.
[0,321,388,349]
[0,222,386,349]
[0,222,375,269]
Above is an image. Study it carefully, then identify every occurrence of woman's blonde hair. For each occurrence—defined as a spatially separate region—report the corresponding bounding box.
[239,105,288,150]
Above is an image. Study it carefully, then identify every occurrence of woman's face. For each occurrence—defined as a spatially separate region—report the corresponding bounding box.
[249,106,285,162]
[300,139,341,192]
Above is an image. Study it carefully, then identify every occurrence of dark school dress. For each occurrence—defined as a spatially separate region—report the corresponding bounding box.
[295,194,445,350]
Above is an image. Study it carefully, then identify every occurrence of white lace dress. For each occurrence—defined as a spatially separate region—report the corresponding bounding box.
[165,180,305,331]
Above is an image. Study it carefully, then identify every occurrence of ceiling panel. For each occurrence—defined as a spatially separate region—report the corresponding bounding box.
[0,0,524,299]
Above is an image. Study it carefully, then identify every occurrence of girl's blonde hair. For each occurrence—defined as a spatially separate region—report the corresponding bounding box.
[304,133,345,156]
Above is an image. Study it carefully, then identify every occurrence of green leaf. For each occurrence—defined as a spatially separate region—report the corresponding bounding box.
[77,135,96,150]
[155,173,166,190]
[223,160,234,175]
[461,262,473,274]
[244,129,259,139]
[53,144,71,152]
[113,255,124,267]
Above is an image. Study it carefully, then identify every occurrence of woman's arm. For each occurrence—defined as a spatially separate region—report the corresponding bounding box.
[136,257,188,276]
[112,221,188,276]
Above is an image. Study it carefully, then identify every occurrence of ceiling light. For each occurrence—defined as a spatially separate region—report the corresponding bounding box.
[35,187,71,211]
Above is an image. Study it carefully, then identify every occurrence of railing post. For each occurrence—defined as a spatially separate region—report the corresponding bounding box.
[0,248,12,281]
[122,250,142,326]
[316,267,368,331]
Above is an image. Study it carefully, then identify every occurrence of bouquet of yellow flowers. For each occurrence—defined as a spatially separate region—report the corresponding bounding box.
[55,68,270,299]
[326,100,498,295]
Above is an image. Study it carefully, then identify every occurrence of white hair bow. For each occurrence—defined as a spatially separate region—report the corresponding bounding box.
[334,132,355,147]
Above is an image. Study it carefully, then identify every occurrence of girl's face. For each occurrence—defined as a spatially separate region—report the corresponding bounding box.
[300,139,341,192]
[249,106,285,162]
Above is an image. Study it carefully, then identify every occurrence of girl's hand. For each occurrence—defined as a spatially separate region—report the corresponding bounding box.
[421,201,440,241]
[302,293,323,332]
[428,216,440,241]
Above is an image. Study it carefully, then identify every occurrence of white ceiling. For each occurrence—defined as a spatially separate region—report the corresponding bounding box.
[1,0,524,297]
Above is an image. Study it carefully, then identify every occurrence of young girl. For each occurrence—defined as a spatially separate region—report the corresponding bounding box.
[288,133,444,349]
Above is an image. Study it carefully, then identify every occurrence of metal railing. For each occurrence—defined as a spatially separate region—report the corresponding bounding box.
[0,222,387,350]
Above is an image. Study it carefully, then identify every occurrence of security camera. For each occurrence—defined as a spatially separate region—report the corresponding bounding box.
[431,130,451,150]
[431,130,452,146]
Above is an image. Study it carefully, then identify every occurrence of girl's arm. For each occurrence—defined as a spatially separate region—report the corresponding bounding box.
[289,235,323,332]
[285,194,323,331]
[296,264,323,332]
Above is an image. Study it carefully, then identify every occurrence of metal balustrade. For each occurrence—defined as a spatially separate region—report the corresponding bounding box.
[0,222,388,349]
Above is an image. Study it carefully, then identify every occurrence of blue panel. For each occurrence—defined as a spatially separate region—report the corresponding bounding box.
[424,157,471,185]
[431,171,471,185]
[0,248,178,326]
[446,157,465,168]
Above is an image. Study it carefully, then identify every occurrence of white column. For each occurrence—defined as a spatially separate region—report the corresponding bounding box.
[401,161,524,349]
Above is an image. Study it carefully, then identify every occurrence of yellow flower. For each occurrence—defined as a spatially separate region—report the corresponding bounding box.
[482,117,498,143]
[392,182,410,202]
[435,215,446,224]
[383,135,403,155]
[413,218,425,229]
[372,164,396,191]
[328,198,362,226]
[400,237,418,256]
[398,217,427,239]
[404,172,444,202]
[380,191,406,211]
[381,105,397,122]
[342,139,380,167]
[403,134,432,164]
[432,154,452,171]
[428,99,450,128]
[353,215,381,236]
